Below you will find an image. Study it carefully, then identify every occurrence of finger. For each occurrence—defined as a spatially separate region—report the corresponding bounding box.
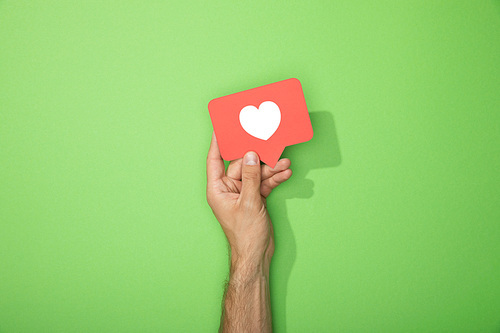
[262,158,291,180]
[206,132,225,184]
[240,151,262,204]
[226,158,243,179]
[261,169,292,198]
[228,158,291,181]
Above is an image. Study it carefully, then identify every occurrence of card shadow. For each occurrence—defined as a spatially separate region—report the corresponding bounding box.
[268,111,341,332]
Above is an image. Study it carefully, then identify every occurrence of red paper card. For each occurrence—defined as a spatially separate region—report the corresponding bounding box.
[208,78,313,167]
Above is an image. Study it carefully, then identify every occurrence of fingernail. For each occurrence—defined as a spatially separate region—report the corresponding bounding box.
[244,152,259,165]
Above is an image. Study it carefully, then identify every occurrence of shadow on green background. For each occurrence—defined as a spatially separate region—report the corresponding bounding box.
[270,111,341,332]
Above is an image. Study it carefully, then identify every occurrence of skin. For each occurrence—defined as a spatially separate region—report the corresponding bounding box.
[206,133,292,333]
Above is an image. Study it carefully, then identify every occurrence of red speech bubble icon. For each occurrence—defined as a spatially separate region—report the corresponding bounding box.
[208,78,313,167]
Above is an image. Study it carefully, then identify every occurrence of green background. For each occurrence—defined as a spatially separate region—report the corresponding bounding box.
[1,1,499,332]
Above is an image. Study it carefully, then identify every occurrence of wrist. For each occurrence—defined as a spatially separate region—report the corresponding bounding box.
[230,254,270,282]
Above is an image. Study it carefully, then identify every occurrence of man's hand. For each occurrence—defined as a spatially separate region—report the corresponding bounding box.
[206,132,292,266]
[206,132,292,332]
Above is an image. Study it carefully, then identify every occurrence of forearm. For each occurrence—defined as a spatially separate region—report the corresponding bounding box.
[220,257,272,333]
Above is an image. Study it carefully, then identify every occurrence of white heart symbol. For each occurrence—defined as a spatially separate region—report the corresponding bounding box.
[239,101,281,141]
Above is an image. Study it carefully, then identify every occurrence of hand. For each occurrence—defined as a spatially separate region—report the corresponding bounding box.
[207,132,291,332]
[206,132,292,267]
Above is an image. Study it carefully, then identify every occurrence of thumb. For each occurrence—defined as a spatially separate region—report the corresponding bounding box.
[240,151,261,203]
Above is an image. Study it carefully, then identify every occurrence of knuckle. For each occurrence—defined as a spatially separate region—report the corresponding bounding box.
[243,171,260,182]
[266,178,279,189]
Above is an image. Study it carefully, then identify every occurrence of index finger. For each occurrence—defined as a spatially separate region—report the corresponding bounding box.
[206,132,225,183]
